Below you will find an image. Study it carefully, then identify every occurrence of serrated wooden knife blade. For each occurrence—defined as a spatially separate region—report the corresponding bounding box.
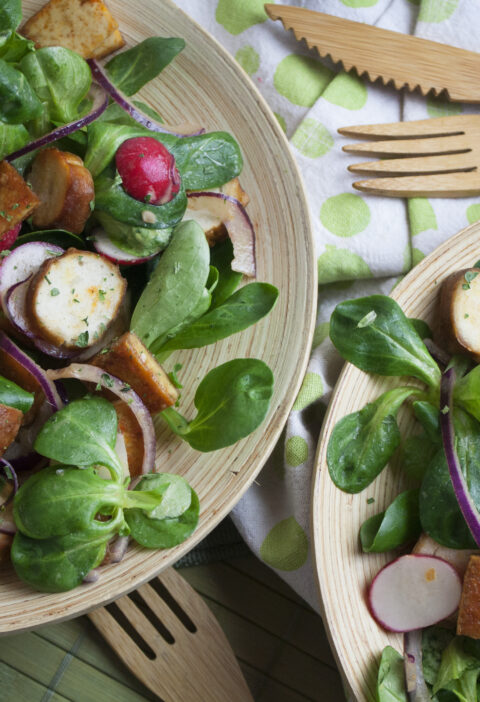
[264,4,480,103]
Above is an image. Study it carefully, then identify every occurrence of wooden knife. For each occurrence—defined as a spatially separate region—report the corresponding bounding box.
[264,4,480,103]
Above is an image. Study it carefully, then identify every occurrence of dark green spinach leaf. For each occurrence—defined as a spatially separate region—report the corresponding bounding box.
[162,358,274,451]
[0,58,42,124]
[105,37,185,96]
[171,132,243,190]
[360,489,421,553]
[377,646,407,702]
[329,295,441,389]
[0,374,34,413]
[0,121,30,160]
[0,0,21,33]
[209,238,242,308]
[327,387,419,493]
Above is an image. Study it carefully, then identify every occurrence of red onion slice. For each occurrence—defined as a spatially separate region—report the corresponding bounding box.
[87,59,205,138]
[440,367,480,547]
[46,363,156,476]
[5,84,109,162]
[0,332,63,412]
[91,228,160,266]
[187,192,256,277]
[404,631,431,701]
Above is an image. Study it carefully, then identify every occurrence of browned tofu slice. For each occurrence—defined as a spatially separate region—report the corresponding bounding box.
[457,555,480,638]
[91,332,179,414]
[0,161,40,237]
[21,0,122,59]
[28,149,94,234]
[90,29,125,59]
[0,403,23,456]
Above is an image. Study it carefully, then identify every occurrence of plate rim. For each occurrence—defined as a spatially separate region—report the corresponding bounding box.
[311,220,480,701]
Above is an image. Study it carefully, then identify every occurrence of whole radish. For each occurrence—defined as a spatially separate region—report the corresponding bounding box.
[115,136,181,205]
[0,223,22,252]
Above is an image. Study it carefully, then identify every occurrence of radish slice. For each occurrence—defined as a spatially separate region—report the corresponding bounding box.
[440,367,480,547]
[0,242,63,315]
[404,630,431,701]
[368,554,462,632]
[5,84,108,162]
[91,228,159,266]
[187,192,256,277]
[87,59,205,138]
[47,363,156,476]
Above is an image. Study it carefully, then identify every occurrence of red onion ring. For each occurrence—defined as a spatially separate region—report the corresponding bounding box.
[46,363,156,476]
[440,367,480,547]
[5,84,109,162]
[403,630,431,701]
[87,59,205,138]
[187,191,256,277]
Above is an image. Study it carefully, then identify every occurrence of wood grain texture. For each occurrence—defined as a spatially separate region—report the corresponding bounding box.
[311,221,480,702]
[88,567,254,702]
[0,0,315,634]
[264,4,480,103]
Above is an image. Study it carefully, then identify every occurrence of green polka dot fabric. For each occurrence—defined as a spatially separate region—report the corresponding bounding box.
[173,0,480,612]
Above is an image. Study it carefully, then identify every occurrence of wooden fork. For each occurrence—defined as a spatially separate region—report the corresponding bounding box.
[88,567,254,702]
[339,114,480,198]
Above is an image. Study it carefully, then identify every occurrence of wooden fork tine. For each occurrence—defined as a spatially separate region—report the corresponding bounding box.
[353,171,480,198]
[338,114,471,139]
[343,134,471,157]
[348,152,477,176]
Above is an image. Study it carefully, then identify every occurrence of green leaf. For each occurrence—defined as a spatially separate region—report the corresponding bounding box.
[0,32,34,63]
[0,1,22,33]
[454,366,480,422]
[158,282,279,352]
[360,489,421,552]
[330,295,441,389]
[13,466,124,539]
[209,238,242,308]
[0,374,34,413]
[0,120,30,160]
[0,58,43,124]
[162,358,274,451]
[171,132,243,190]
[33,396,123,480]
[131,220,210,349]
[11,530,109,592]
[327,387,419,493]
[95,211,172,257]
[105,37,185,96]
[12,229,86,250]
[125,474,199,549]
[377,646,407,702]
[20,47,91,123]
[433,638,480,699]
[409,317,432,340]
[422,627,456,686]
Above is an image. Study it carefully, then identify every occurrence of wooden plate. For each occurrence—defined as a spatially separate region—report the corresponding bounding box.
[312,221,480,702]
[0,0,315,633]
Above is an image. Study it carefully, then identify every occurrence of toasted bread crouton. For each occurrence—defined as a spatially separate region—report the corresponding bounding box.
[90,29,125,59]
[187,178,250,247]
[28,149,94,234]
[21,0,122,59]
[457,555,480,638]
[26,248,126,351]
[0,161,40,237]
[112,399,143,477]
[0,403,23,456]
[91,331,178,414]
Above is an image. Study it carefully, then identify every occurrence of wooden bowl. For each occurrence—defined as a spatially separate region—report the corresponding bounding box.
[0,0,316,633]
[312,221,480,702]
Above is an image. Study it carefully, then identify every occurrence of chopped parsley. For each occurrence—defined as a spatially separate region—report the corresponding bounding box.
[101,373,114,388]
[98,289,107,301]
[50,288,60,297]
[75,331,89,347]
[44,274,51,284]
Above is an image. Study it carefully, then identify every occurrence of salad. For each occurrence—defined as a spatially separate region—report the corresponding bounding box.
[327,266,480,700]
[0,0,278,592]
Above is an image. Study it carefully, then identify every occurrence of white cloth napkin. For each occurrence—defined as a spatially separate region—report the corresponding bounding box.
[172,0,480,611]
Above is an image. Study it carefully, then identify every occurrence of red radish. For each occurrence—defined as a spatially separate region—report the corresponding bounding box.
[115,137,180,205]
[91,228,159,266]
[0,223,21,252]
[368,554,462,632]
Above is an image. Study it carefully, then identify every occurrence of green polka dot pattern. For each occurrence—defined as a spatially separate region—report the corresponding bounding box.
[235,45,260,75]
[412,247,425,267]
[312,322,330,349]
[215,0,269,35]
[291,118,333,158]
[340,0,379,6]
[317,244,373,284]
[418,0,459,22]
[426,96,462,118]
[259,517,309,570]
[320,193,371,238]
[407,198,437,236]
[273,54,333,107]
[323,73,367,110]
[467,204,480,224]
[292,372,324,411]
[285,436,308,467]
